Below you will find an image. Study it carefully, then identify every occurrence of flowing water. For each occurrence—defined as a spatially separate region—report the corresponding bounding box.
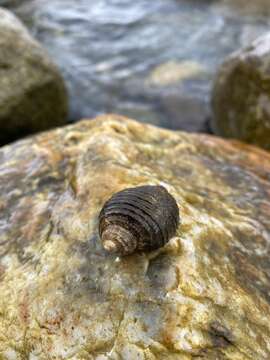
[2,0,270,132]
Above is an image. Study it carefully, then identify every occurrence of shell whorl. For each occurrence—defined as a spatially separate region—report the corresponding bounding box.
[99,185,180,255]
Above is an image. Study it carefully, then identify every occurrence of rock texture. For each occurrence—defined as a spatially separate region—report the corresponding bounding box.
[147,61,205,87]
[211,32,270,150]
[218,0,270,16]
[0,115,270,359]
[0,7,68,145]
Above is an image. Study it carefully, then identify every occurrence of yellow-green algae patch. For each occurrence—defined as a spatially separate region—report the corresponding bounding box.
[0,115,270,359]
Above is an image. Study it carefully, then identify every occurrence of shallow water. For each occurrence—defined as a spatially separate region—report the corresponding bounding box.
[3,0,270,132]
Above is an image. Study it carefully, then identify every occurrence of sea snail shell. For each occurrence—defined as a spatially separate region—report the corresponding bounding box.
[99,185,180,255]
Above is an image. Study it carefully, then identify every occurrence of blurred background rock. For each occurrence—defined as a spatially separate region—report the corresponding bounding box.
[212,32,270,151]
[1,0,270,139]
[0,6,68,145]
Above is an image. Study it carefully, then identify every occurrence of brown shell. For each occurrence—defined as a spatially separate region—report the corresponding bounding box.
[99,185,180,255]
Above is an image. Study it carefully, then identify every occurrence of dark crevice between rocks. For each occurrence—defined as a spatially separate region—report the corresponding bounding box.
[0,128,34,147]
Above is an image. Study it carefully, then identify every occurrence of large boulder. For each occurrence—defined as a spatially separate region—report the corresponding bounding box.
[0,8,68,145]
[0,115,270,359]
[211,32,270,150]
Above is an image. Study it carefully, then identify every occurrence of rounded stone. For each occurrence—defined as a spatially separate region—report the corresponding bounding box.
[0,7,68,145]
[0,115,270,358]
[211,32,270,150]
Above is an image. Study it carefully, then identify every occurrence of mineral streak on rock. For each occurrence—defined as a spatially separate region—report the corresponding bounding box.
[0,115,270,358]
[99,185,180,255]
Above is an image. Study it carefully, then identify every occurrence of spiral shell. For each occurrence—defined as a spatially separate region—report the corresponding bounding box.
[99,185,180,255]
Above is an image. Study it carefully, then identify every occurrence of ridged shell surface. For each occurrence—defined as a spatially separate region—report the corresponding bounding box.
[99,185,180,255]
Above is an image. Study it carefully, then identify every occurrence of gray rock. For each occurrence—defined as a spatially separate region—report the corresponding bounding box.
[211,32,270,150]
[0,7,68,145]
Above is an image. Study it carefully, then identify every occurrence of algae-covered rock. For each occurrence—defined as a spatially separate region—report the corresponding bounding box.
[0,8,68,145]
[0,114,270,359]
[211,32,270,150]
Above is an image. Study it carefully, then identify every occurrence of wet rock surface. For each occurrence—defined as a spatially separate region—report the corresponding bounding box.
[0,115,270,358]
[211,32,270,150]
[0,7,68,145]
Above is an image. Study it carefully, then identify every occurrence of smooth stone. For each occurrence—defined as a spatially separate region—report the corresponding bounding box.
[211,32,270,150]
[0,7,68,145]
[147,61,205,87]
[0,115,270,358]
